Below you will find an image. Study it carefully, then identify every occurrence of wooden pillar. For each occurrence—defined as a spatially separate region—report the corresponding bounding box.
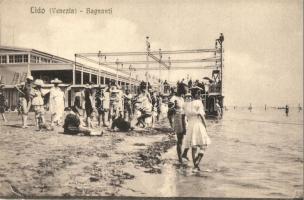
[27,52,31,76]
[73,55,76,85]
[81,66,83,85]
[98,69,100,84]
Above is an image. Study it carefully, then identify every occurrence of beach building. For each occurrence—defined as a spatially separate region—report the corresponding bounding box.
[0,46,140,109]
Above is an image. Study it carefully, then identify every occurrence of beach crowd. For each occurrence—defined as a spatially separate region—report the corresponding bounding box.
[0,75,215,171]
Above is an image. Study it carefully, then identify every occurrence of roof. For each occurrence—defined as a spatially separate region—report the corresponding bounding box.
[0,45,72,64]
[0,45,140,83]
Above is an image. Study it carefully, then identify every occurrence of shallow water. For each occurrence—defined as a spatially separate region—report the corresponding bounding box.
[126,108,303,198]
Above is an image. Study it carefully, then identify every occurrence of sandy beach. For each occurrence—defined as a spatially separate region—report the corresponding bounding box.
[0,109,303,198]
[0,112,177,197]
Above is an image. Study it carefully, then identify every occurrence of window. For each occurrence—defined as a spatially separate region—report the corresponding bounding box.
[23,55,28,63]
[9,55,14,63]
[15,55,23,63]
[31,55,36,63]
[30,55,40,63]
[41,57,48,63]
[0,56,7,64]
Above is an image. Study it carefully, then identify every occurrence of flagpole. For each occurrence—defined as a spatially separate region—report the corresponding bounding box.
[115,58,119,85]
[146,36,150,91]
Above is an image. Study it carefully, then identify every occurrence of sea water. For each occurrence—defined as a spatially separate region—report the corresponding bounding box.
[127,108,303,198]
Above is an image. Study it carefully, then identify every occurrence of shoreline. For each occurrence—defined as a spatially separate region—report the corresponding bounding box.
[0,111,302,198]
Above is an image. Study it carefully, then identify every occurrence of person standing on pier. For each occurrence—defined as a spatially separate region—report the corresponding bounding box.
[188,79,192,88]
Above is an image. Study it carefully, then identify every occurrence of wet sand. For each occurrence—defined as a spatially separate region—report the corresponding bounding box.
[125,109,303,198]
[0,109,303,198]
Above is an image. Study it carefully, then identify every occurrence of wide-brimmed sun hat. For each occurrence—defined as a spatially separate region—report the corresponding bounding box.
[34,79,44,86]
[184,93,192,97]
[51,78,62,84]
[26,75,34,81]
[111,89,120,93]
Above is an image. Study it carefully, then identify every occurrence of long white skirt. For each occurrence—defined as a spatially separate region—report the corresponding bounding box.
[183,116,211,149]
[50,96,64,122]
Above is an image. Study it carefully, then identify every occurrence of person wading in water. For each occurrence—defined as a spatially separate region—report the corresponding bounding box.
[182,87,211,171]
[172,82,187,163]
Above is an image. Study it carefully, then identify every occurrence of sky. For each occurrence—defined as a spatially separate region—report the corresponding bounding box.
[0,0,303,107]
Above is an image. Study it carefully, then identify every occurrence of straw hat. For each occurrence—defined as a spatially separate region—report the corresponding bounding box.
[111,89,120,93]
[34,79,44,86]
[26,75,34,81]
[51,78,62,84]
[184,93,192,97]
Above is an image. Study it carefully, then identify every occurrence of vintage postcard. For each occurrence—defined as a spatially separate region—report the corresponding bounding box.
[0,0,303,198]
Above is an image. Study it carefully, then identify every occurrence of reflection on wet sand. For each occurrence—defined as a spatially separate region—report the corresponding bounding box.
[126,109,303,198]
[0,109,302,198]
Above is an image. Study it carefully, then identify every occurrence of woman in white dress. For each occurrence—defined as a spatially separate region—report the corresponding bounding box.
[49,78,65,127]
[182,88,211,171]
